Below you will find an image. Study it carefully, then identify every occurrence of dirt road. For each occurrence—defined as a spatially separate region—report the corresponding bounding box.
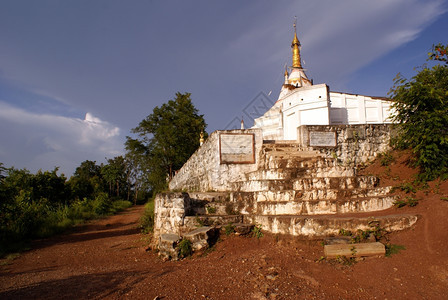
[1,184,448,299]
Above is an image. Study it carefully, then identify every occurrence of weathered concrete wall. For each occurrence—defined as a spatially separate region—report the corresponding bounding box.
[298,124,392,165]
[169,129,263,192]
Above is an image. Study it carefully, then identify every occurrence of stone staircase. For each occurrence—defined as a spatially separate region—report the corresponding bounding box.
[155,141,418,258]
[186,142,416,236]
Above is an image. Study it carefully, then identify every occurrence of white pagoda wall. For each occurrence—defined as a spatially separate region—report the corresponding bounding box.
[329,92,393,125]
[282,84,330,140]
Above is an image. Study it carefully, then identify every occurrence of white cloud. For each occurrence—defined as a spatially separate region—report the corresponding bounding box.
[0,101,123,176]
[227,0,446,90]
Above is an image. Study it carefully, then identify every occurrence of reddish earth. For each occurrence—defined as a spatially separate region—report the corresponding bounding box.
[1,151,448,299]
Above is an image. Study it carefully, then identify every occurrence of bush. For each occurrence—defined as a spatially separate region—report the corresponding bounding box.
[110,200,132,213]
[92,192,112,215]
[177,238,192,258]
[140,199,155,234]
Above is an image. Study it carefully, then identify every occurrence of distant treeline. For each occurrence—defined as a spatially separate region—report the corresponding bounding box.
[0,158,149,256]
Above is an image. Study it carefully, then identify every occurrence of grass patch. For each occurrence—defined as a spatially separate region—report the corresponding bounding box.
[385,244,406,257]
[252,224,263,239]
[224,223,235,236]
[379,151,395,166]
[394,196,419,208]
[206,206,216,214]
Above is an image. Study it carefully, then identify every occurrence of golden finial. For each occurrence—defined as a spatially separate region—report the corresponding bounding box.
[291,16,302,68]
[284,65,289,84]
[199,131,204,145]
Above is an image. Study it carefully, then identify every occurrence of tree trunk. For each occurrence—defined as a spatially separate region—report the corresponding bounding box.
[134,186,139,205]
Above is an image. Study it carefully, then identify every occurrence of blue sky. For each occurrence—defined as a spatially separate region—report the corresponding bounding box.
[0,0,447,176]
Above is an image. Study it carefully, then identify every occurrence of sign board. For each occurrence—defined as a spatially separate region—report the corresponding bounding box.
[219,133,255,164]
[309,131,337,147]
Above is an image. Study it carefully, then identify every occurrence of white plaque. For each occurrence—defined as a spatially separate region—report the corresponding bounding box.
[220,133,255,164]
[309,131,336,147]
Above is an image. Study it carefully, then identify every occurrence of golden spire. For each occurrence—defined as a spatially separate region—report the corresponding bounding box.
[291,20,302,68]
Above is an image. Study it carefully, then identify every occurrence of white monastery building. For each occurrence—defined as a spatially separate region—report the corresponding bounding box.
[253,23,393,141]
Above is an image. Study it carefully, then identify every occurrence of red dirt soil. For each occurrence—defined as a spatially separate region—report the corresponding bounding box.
[1,151,448,299]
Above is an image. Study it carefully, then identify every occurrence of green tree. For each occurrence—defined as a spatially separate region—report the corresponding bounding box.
[68,160,104,200]
[31,168,70,206]
[124,147,149,204]
[389,43,448,180]
[126,92,207,192]
[0,163,6,183]
[101,156,127,198]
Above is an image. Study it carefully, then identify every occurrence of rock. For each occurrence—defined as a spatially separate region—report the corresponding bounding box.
[234,223,254,235]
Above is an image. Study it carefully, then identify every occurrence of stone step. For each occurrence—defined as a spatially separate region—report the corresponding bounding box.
[246,162,356,180]
[244,213,418,237]
[182,215,243,234]
[231,175,380,192]
[231,186,392,203]
[188,192,232,216]
[261,156,322,170]
[184,226,218,251]
[266,150,321,158]
[189,201,229,216]
[263,141,301,145]
[188,192,230,202]
[243,196,396,216]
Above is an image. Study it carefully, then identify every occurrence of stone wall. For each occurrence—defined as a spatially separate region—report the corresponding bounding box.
[153,192,190,241]
[297,124,392,165]
[168,129,263,192]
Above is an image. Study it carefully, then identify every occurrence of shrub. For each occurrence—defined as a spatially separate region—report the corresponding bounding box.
[110,200,132,213]
[92,192,112,215]
[177,238,192,258]
[140,199,155,234]
[252,224,263,239]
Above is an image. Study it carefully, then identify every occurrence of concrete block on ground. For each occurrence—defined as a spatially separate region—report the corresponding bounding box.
[324,242,385,258]
[159,233,181,260]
